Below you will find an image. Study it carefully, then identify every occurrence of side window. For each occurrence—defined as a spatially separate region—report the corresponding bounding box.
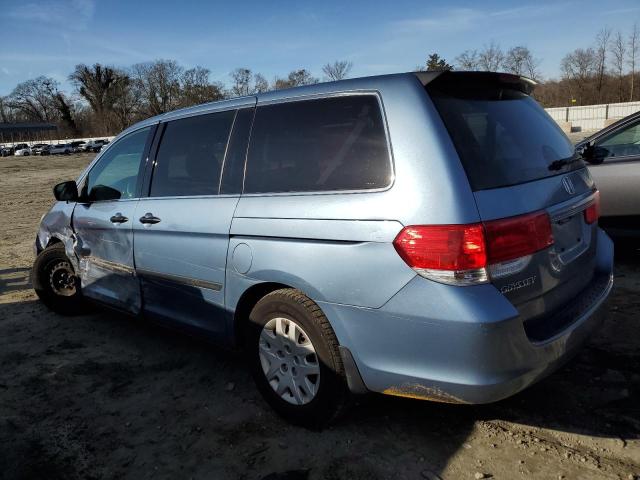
[150,110,236,197]
[84,126,150,201]
[598,121,640,159]
[244,95,392,193]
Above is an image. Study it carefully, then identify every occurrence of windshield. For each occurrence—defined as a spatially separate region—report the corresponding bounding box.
[428,85,580,191]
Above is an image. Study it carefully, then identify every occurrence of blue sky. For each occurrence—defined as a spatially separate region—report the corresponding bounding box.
[1,0,639,95]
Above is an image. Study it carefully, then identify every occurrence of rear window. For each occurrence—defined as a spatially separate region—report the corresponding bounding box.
[428,83,579,191]
[244,95,391,193]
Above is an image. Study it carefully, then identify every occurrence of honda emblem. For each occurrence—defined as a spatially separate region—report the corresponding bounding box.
[562,176,575,194]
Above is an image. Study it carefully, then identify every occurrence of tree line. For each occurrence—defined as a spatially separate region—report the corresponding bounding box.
[0,60,353,138]
[418,24,639,108]
[1,23,638,138]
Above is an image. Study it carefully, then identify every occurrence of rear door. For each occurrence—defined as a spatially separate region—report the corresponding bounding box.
[133,105,254,336]
[426,73,600,320]
[72,126,154,313]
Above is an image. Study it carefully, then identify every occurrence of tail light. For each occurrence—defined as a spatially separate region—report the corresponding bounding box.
[393,210,554,286]
[584,191,600,224]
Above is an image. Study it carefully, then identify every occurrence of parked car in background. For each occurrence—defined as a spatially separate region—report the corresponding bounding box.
[0,145,14,157]
[14,144,32,156]
[41,144,73,155]
[576,110,640,238]
[83,139,108,152]
[31,144,48,155]
[70,141,86,152]
[33,71,613,426]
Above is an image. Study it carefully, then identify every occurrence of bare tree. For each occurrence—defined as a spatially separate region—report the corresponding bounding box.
[109,75,140,131]
[0,96,10,123]
[273,69,319,90]
[594,27,612,100]
[455,50,479,70]
[253,73,269,93]
[69,64,129,133]
[230,68,269,96]
[502,46,541,80]
[322,60,353,80]
[53,91,79,135]
[610,31,627,101]
[561,48,597,104]
[629,23,639,101]
[524,55,542,82]
[7,76,60,122]
[230,68,252,97]
[478,42,504,71]
[180,67,225,107]
[131,59,183,115]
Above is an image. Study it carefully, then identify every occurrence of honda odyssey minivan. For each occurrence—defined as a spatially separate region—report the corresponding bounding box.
[33,71,613,427]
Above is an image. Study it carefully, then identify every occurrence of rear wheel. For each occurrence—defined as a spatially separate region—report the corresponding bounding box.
[32,243,88,315]
[247,289,349,428]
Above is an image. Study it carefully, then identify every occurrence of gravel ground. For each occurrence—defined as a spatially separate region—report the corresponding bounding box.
[0,153,639,480]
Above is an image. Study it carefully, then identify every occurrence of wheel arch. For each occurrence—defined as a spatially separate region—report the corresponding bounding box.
[46,236,63,247]
[232,281,292,348]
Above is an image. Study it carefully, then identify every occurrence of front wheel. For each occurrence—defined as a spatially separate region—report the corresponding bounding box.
[32,243,88,315]
[247,289,349,428]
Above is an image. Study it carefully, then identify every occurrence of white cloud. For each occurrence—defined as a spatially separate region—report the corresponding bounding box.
[392,3,573,34]
[8,0,96,30]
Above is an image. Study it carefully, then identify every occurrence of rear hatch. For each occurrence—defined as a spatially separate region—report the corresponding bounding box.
[424,72,601,339]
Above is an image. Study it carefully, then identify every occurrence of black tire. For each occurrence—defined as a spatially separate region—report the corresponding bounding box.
[247,288,349,428]
[32,243,88,315]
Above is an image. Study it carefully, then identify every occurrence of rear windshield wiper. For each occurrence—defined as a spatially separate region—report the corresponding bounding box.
[548,155,582,171]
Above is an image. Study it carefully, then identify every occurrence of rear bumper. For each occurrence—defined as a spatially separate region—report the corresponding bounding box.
[322,229,614,403]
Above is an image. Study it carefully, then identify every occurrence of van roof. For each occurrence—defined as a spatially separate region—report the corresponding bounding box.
[122,71,536,135]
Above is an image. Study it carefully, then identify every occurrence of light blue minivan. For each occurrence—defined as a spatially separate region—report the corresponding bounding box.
[33,71,613,427]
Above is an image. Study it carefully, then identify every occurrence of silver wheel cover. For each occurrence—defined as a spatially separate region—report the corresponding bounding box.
[259,317,320,405]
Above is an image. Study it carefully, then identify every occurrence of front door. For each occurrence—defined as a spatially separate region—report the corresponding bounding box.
[73,126,154,314]
[587,117,640,236]
[133,106,254,335]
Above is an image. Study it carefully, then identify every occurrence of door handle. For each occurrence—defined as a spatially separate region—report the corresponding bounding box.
[139,212,161,224]
[110,213,129,223]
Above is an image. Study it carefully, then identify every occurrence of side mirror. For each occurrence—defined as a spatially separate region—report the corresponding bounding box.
[53,181,79,202]
[89,185,121,202]
[590,146,609,164]
[579,142,607,165]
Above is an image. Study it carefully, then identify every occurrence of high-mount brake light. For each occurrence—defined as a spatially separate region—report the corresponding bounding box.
[393,210,555,286]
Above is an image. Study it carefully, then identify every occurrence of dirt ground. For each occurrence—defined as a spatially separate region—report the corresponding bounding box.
[0,153,639,480]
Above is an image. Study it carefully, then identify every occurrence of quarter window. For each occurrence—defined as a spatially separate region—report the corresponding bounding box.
[84,126,150,201]
[244,95,391,193]
[150,110,236,197]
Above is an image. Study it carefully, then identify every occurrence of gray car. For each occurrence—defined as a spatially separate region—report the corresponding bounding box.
[577,111,640,238]
[32,71,613,427]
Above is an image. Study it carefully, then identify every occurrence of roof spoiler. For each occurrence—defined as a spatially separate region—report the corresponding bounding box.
[413,70,537,95]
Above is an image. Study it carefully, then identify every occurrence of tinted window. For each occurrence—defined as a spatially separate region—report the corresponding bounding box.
[150,110,235,197]
[244,95,391,193]
[598,120,640,159]
[428,84,578,191]
[84,127,150,200]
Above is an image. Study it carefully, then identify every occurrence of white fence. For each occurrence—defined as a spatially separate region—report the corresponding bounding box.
[0,136,115,149]
[545,101,640,133]
[3,100,640,148]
